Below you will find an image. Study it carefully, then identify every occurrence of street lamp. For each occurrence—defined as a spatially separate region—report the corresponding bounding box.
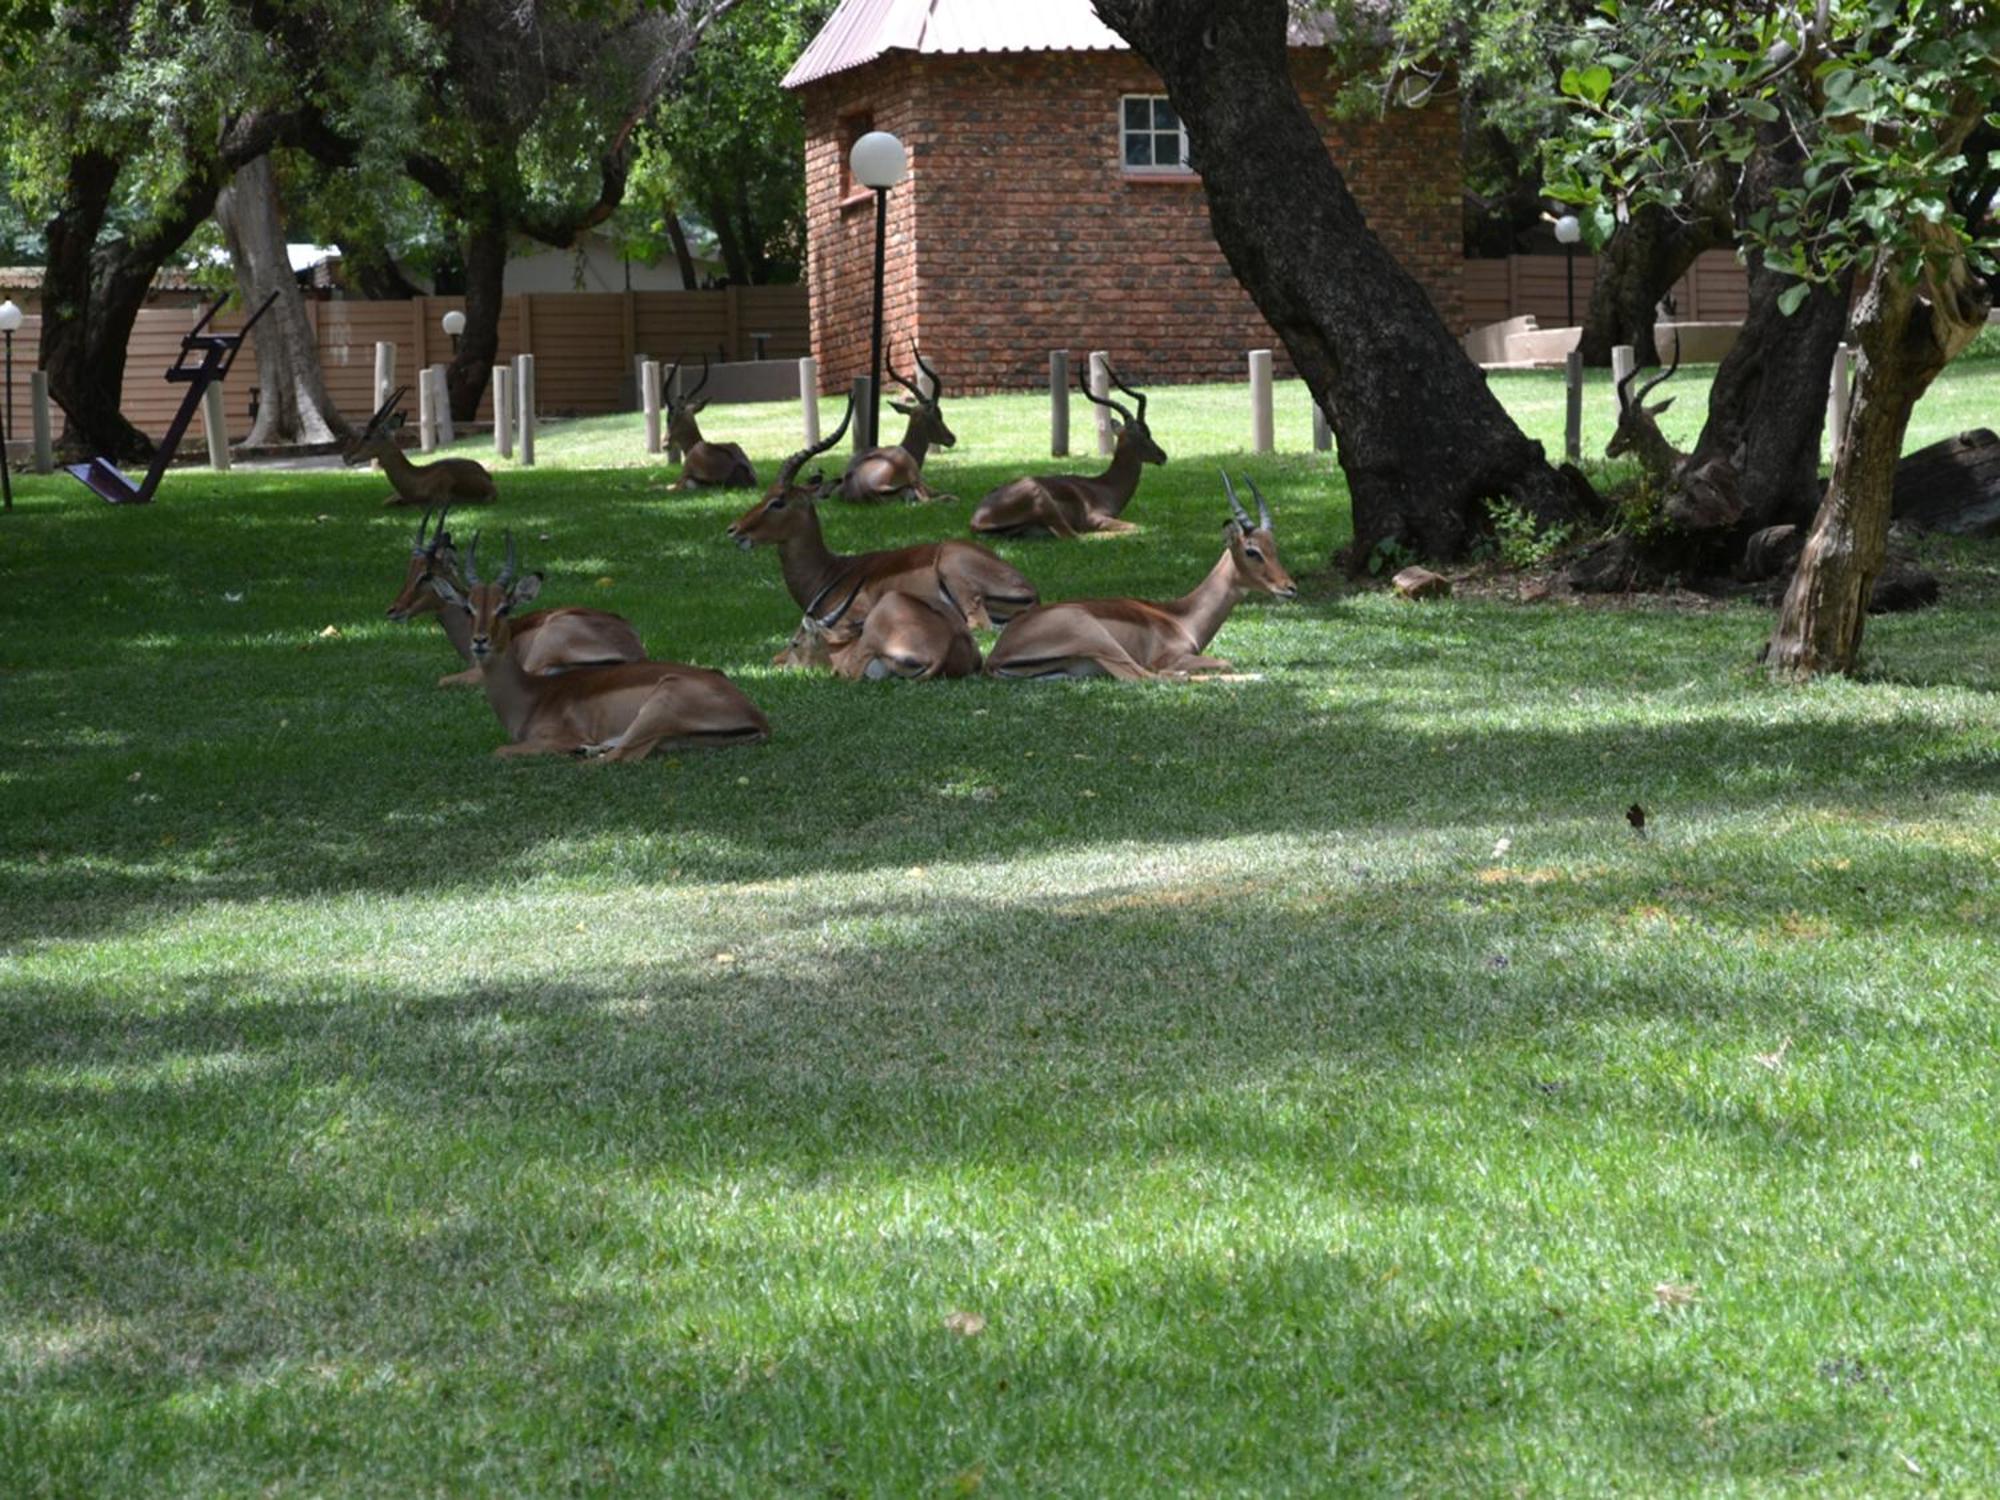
[441,307,466,356]
[1553,214,1582,329]
[849,129,907,450]
[0,299,18,513]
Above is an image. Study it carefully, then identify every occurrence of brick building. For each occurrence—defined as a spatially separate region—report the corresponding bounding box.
[782,0,1462,394]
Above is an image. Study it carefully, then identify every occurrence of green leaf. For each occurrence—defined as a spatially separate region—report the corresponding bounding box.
[1777,282,1811,317]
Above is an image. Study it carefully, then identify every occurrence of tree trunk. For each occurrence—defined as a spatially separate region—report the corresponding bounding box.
[1578,194,1730,367]
[447,211,508,422]
[215,154,350,447]
[1765,245,1989,678]
[664,204,700,288]
[705,190,752,285]
[340,241,425,300]
[1090,0,1578,567]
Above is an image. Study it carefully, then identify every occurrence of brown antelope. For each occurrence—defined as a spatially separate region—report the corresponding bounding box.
[429,533,768,760]
[727,399,1038,630]
[344,386,498,507]
[985,473,1297,680]
[837,344,956,503]
[1605,344,1685,484]
[774,569,981,680]
[970,364,1165,537]
[666,355,757,490]
[385,508,645,687]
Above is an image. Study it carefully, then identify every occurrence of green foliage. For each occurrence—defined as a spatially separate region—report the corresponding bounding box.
[1486,494,1576,567]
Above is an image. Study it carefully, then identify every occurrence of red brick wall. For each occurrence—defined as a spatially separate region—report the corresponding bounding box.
[797,49,1461,394]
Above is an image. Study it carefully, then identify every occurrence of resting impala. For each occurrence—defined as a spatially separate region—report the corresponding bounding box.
[666,355,757,490]
[774,569,981,680]
[1605,343,1684,484]
[727,400,1038,630]
[385,507,645,687]
[430,534,768,760]
[837,344,956,503]
[344,387,498,507]
[984,473,1297,680]
[970,364,1166,537]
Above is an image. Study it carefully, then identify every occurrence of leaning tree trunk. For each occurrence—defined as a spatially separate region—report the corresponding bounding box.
[215,154,350,447]
[664,204,700,288]
[446,211,509,423]
[1765,243,1990,679]
[1578,191,1731,367]
[1091,0,1578,566]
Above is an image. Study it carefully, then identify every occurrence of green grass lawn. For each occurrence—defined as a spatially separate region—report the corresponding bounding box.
[3,356,1998,1495]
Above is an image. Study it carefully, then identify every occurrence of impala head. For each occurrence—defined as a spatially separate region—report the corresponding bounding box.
[727,398,853,548]
[343,386,409,467]
[1082,362,1166,465]
[887,343,954,449]
[664,355,712,449]
[428,531,543,661]
[385,506,460,621]
[1221,471,1297,599]
[773,570,867,668]
[1606,343,1681,461]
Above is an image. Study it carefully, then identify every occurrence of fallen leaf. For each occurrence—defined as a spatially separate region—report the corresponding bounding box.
[948,1464,986,1495]
[944,1310,986,1337]
[714,952,736,966]
[736,776,749,786]
[1899,1451,1922,1477]
[1653,1281,1699,1309]
[223,591,244,603]
[1491,836,1512,860]
[596,576,616,588]
[1753,1037,1792,1071]
[314,513,333,523]
[1081,789,1097,798]
[127,771,143,783]
[537,532,552,541]
[318,625,342,639]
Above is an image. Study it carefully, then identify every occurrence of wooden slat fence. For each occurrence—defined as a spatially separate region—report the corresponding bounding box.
[1461,249,1750,332]
[2,285,809,446]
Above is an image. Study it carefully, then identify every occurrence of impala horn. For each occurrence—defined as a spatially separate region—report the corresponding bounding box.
[887,352,924,402]
[464,532,483,589]
[912,341,942,402]
[363,385,408,439]
[1078,363,1135,425]
[1108,363,1147,423]
[1221,470,1253,532]
[1617,340,1682,414]
[776,398,854,491]
[663,359,681,409]
[688,352,712,403]
[811,571,869,632]
[1246,475,1273,532]
[498,531,518,590]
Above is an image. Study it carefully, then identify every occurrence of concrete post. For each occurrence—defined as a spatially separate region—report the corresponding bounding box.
[798,357,820,445]
[1089,350,1112,456]
[430,365,455,447]
[851,375,872,454]
[29,371,52,474]
[642,359,663,456]
[633,353,650,413]
[1311,397,1332,454]
[514,353,535,466]
[417,373,437,453]
[1609,344,1636,433]
[201,384,230,471]
[491,366,513,460]
[1564,351,1583,464]
[1826,343,1855,460]
[1248,349,1274,454]
[1050,350,1070,457]
[373,341,396,414]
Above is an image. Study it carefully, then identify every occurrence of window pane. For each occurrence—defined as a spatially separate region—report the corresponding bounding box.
[1124,98,1149,131]
[1155,131,1183,168]
[1153,98,1179,131]
[1125,133,1153,167]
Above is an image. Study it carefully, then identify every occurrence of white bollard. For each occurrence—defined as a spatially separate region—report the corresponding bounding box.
[430,365,455,446]
[1312,396,1332,454]
[1826,343,1855,460]
[491,366,513,460]
[1248,349,1274,454]
[633,353,650,413]
[642,359,663,456]
[1050,350,1070,457]
[29,371,53,474]
[201,384,230,471]
[418,374,437,453]
[1089,350,1112,455]
[1564,351,1583,463]
[798,356,820,445]
[514,353,535,466]
[851,375,872,455]
[1609,344,1636,432]
[374,341,396,413]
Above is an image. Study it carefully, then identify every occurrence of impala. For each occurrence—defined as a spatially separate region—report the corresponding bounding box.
[1605,343,1684,483]
[385,508,645,687]
[430,534,768,760]
[970,364,1165,537]
[984,473,1297,680]
[774,569,981,680]
[344,387,498,507]
[837,344,956,503]
[727,400,1038,630]
[666,355,757,490]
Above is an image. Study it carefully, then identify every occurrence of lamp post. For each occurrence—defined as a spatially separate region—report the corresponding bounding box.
[1554,214,1582,329]
[441,308,465,357]
[0,300,18,512]
[849,130,907,450]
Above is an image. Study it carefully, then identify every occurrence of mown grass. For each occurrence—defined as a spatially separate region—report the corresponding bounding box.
[2,360,1998,1495]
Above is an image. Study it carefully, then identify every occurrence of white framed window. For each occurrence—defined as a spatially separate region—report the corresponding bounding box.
[1121,95,1191,174]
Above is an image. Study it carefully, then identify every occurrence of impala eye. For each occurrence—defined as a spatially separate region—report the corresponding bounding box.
[769,498,787,510]
[1244,546,1264,561]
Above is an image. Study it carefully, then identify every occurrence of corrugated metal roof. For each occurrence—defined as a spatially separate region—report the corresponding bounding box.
[783,0,1348,90]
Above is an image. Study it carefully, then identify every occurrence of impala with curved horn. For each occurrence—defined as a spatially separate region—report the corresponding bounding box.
[343,386,498,507]
[1605,342,1685,484]
[666,355,757,490]
[985,472,1296,680]
[727,399,1038,630]
[836,343,956,503]
[774,568,981,680]
[970,363,1165,537]
[385,508,645,687]
[430,533,767,760]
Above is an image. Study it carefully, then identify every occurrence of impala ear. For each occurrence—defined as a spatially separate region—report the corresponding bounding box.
[889,399,917,416]
[689,398,709,415]
[429,575,469,609]
[387,412,408,432]
[511,571,544,605]
[1647,397,1676,416]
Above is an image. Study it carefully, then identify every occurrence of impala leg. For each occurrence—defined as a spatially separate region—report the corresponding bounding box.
[1089,516,1139,534]
[1171,654,1236,677]
[582,688,714,762]
[436,666,484,688]
[992,618,1154,681]
[492,738,572,758]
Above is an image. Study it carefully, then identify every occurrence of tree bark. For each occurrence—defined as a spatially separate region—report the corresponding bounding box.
[705,190,752,285]
[664,204,700,288]
[1765,240,1989,678]
[215,154,350,447]
[1090,0,1578,566]
[448,210,510,422]
[1578,193,1731,367]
